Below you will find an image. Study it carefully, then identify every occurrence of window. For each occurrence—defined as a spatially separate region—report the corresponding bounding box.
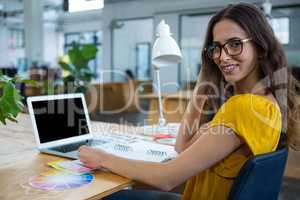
[112,18,153,81]
[65,33,80,44]
[136,42,151,80]
[270,17,289,44]
[9,29,25,49]
[64,31,102,78]
[8,29,26,73]
[180,14,213,86]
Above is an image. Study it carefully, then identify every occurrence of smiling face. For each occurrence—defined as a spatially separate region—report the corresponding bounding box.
[212,19,259,84]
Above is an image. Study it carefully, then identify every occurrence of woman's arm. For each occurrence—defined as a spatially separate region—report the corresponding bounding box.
[175,94,207,153]
[176,122,211,152]
[79,126,242,191]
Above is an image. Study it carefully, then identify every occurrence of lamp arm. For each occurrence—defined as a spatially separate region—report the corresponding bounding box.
[155,67,166,127]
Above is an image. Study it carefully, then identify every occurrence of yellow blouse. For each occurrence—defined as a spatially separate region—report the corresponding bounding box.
[181,94,282,200]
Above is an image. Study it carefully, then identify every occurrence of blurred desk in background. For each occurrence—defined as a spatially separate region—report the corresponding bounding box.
[139,90,192,125]
[86,81,153,119]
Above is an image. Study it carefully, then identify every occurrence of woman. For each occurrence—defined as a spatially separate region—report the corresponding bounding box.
[79,3,300,200]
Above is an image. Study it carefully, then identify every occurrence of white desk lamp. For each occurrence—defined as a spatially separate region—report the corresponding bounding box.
[151,20,182,128]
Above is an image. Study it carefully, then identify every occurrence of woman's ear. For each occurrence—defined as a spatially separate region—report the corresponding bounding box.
[255,45,265,60]
[257,50,264,60]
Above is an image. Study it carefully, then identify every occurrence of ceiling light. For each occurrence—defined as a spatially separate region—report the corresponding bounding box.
[68,0,104,13]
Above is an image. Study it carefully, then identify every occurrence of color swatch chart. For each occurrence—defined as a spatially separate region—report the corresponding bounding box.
[29,170,93,190]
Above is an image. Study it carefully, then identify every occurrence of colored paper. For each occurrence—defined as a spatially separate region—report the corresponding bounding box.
[48,160,92,175]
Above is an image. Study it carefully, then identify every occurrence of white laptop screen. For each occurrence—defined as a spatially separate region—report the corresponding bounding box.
[31,97,90,143]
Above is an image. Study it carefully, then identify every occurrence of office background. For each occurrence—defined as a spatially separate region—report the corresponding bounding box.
[0,0,299,93]
[0,1,300,199]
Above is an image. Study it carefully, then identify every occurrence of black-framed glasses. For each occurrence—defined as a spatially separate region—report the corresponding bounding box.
[206,38,252,60]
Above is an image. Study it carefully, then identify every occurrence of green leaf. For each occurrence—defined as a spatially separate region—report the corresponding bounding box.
[57,43,97,94]
[78,68,93,82]
[0,106,6,125]
[0,74,34,125]
[7,116,18,123]
[79,67,92,75]
[81,44,98,60]
[59,61,75,73]
[0,75,12,83]
[81,74,92,82]
[68,43,84,69]
[12,76,21,83]
[0,81,23,121]
[63,75,75,83]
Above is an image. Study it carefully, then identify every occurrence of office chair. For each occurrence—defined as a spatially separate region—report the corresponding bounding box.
[228,146,288,200]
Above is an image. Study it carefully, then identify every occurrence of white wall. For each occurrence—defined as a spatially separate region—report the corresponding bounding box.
[59,10,102,33]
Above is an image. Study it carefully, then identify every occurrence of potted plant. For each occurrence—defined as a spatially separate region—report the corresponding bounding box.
[58,42,98,94]
[0,74,35,124]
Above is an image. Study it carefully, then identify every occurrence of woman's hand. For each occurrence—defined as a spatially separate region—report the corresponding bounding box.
[78,146,108,169]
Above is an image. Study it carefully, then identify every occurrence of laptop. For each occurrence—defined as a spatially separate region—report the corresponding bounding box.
[27,93,177,162]
[27,93,104,159]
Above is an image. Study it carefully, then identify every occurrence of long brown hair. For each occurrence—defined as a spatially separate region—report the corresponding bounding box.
[193,2,300,150]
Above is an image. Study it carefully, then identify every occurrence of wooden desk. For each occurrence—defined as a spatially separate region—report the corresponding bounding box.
[0,114,133,200]
[1,113,299,199]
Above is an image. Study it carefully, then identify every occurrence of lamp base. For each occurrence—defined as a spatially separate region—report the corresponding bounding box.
[158,117,167,127]
[143,123,180,146]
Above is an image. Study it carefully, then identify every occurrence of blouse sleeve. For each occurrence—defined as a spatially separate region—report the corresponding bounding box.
[209,94,282,155]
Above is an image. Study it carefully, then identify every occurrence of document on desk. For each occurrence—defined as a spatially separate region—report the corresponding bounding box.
[93,134,178,163]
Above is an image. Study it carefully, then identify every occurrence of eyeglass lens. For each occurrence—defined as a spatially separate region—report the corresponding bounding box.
[209,39,243,59]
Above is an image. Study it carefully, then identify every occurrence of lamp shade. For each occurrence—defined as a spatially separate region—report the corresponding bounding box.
[152,20,182,68]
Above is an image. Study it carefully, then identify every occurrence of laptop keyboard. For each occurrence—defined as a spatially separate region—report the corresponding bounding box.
[50,134,139,154]
[51,141,89,153]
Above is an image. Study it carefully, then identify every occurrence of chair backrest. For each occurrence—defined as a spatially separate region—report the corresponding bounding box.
[228,147,288,200]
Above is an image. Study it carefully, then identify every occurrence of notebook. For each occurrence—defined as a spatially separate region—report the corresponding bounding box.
[27,93,177,162]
